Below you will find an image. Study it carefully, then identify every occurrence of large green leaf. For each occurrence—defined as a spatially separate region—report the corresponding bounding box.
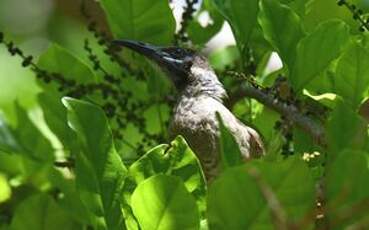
[0,47,41,118]
[188,0,224,45]
[10,194,81,230]
[131,174,200,230]
[208,157,315,229]
[48,169,92,226]
[63,97,127,230]
[291,20,350,91]
[326,101,368,156]
[326,150,369,228]
[13,104,54,162]
[38,44,96,86]
[258,0,304,69]
[334,42,369,109]
[279,0,310,17]
[38,92,77,150]
[213,0,259,55]
[129,136,206,212]
[100,0,175,45]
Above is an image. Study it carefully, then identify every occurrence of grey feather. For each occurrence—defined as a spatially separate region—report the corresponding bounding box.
[170,56,264,181]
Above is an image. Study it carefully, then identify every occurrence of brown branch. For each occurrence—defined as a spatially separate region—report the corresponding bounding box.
[247,167,292,230]
[227,84,326,147]
[54,160,75,169]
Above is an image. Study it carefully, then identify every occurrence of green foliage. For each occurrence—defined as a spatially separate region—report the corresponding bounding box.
[188,0,224,45]
[63,98,127,230]
[100,0,176,45]
[131,175,200,230]
[335,42,369,108]
[326,150,369,228]
[208,157,315,229]
[10,194,81,230]
[258,0,304,68]
[213,0,259,56]
[291,20,350,91]
[38,44,96,84]
[1,0,369,229]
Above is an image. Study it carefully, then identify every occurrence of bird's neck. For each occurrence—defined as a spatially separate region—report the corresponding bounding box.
[181,66,227,102]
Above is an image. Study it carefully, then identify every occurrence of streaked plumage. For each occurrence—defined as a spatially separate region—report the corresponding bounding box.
[113,40,264,181]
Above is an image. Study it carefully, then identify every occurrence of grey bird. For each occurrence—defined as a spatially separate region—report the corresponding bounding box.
[113,40,264,181]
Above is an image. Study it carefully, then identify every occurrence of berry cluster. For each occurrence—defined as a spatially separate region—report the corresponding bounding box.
[0,27,167,158]
[337,0,369,32]
[174,0,199,44]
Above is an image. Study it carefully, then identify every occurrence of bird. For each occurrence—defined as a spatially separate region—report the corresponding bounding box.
[113,40,265,181]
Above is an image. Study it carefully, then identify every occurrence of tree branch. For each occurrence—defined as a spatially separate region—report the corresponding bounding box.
[227,84,326,146]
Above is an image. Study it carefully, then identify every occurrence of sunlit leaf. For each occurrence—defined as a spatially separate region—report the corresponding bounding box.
[129,136,206,213]
[63,97,127,230]
[258,0,304,68]
[0,174,11,203]
[291,20,350,91]
[213,0,259,56]
[100,0,175,45]
[188,0,224,45]
[334,42,369,109]
[13,104,54,162]
[208,157,315,229]
[38,44,96,86]
[38,92,77,150]
[131,174,200,230]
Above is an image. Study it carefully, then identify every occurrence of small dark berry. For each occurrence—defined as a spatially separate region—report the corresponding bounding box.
[21,56,33,67]
[337,0,345,6]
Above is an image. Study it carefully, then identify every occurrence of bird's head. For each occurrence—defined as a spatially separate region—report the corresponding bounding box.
[112,40,215,92]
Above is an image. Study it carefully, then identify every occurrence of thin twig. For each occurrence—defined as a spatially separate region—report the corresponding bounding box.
[247,167,291,230]
[228,84,326,146]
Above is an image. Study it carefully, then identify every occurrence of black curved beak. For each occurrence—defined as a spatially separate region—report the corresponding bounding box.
[113,40,158,58]
[112,40,170,66]
[112,39,188,90]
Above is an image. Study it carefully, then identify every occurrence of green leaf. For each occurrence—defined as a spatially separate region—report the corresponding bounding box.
[279,0,310,17]
[208,157,315,229]
[131,174,200,230]
[213,0,259,55]
[334,42,369,109]
[48,169,92,225]
[216,112,243,169]
[326,101,368,156]
[10,194,81,230]
[0,174,11,203]
[129,136,206,212]
[291,20,350,91]
[326,150,369,227]
[100,0,175,45]
[38,44,96,86]
[188,0,224,45]
[208,45,240,71]
[13,104,54,162]
[0,47,41,116]
[258,0,304,68]
[63,97,127,230]
[0,116,21,154]
[38,92,77,150]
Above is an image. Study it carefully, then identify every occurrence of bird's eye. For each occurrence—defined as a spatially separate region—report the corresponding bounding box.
[183,58,193,71]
